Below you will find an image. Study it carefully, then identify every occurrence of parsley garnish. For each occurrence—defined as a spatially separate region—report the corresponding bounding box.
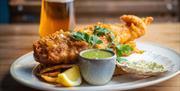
[89,35,103,45]
[94,26,134,56]
[72,26,133,57]
[116,57,128,63]
[72,32,103,46]
[72,32,87,41]
[94,26,115,41]
[94,26,109,36]
[116,44,133,56]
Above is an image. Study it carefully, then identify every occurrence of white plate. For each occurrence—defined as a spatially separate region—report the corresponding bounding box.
[10,42,180,91]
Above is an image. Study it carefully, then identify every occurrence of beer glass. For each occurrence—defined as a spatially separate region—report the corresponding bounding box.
[39,0,75,37]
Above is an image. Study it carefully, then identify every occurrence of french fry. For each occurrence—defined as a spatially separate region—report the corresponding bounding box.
[41,75,57,83]
[40,64,74,74]
[34,64,77,84]
[42,71,60,77]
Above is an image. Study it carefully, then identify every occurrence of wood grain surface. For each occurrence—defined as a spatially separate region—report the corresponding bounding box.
[0,23,179,91]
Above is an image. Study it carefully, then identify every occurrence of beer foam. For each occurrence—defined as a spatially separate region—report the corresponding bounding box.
[45,0,74,3]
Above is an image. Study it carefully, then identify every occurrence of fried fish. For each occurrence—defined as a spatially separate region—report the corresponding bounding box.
[33,15,153,65]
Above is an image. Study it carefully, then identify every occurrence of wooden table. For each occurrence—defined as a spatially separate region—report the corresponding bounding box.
[0,23,179,91]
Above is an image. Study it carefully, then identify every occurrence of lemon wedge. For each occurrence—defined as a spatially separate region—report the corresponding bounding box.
[56,65,82,87]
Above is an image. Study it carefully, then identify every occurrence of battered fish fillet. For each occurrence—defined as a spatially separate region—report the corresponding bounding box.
[33,15,153,65]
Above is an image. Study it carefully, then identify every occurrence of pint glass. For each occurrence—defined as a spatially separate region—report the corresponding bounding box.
[39,0,75,37]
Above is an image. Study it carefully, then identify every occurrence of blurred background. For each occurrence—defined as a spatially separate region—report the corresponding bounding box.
[0,0,179,24]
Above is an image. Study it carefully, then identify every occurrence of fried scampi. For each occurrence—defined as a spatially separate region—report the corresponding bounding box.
[33,15,153,65]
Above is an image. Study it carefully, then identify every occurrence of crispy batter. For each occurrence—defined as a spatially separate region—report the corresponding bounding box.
[33,30,89,64]
[33,15,153,65]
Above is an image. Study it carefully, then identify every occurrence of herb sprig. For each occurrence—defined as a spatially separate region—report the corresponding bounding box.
[94,26,115,41]
[72,26,134,57]
[116,57,128,63]
[94,26,109,36]
[93,26,133,56]
[116,44,133,56]
[72,32,103,46]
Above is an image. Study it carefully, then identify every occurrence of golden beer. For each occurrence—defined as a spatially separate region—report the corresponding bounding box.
[39,0,75,37]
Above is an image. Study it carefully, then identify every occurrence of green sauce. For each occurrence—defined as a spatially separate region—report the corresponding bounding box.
[81,50,113,59]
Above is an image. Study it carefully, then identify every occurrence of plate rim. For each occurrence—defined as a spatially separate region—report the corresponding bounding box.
[10,42,180,91]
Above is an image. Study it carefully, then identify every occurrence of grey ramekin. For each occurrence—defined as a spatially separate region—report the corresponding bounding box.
[78,49,116,85]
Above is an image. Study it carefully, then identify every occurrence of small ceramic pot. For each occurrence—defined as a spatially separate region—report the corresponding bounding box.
[78,49,116,85]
